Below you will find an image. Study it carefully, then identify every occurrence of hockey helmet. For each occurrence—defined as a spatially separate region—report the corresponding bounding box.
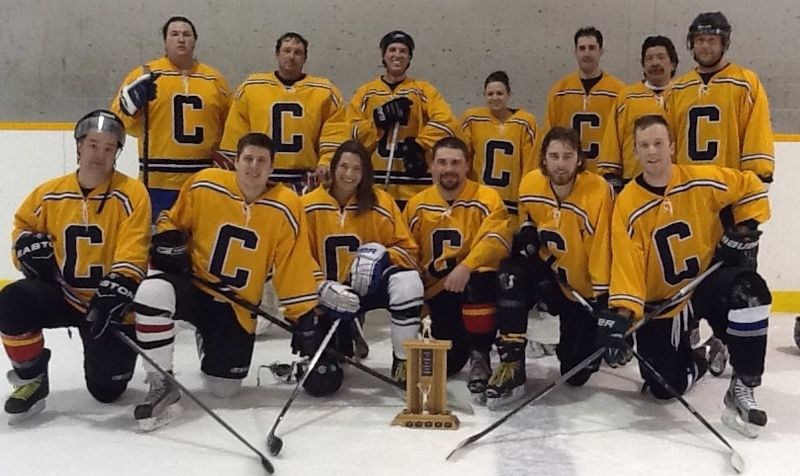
[380,30,415,58]
[686,11,731,51]
[74,109,126,150]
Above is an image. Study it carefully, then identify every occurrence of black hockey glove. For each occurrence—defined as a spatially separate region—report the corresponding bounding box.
[14,232,56,282]
[511,224,540,258]
[596,308,631,368]
[716,224,761,270]
[372,97,412,129]
[87,272,138,339]
[401,137,428,177]
[587,293,609,314]
[150,230,191,275]
[290,311,343,397]
[119,72,160,116]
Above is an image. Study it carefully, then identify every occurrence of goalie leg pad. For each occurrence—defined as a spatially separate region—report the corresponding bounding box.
[386,269,424,312]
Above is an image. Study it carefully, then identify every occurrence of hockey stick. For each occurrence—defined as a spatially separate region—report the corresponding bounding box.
[445,261,723,461]
[55,268,274,473]
[141,65,152,190]
[568,288,744,473]
[384,122,400,187]
[194,277,474,415]
[266,319,342,456]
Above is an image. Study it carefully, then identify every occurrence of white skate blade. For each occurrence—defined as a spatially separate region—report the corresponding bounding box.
[6,399,46,426]
[721,406,761,439]
[136,402,182,432]
[486,386,525,411]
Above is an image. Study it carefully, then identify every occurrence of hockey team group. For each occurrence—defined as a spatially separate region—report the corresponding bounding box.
[3,9,794,461]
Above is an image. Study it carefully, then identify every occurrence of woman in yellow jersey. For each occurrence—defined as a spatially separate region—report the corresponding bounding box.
[459,71,538,225]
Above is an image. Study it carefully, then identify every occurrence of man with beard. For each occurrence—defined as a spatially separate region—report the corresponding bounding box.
[486,127,613,408]
[543,27,625,181]
[600,36,679,189]
[666,12,774,183]
[403,137,512,403]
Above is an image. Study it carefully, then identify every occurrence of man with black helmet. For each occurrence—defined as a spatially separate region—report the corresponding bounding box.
[346,30,459,209]
[666,11,774,183]
[0,110,151,424]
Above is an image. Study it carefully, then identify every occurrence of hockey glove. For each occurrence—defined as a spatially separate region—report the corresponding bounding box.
[119,72,160,116]
[402,137,428,177]
[372,97,412,129]
[349,243,390,296]
[317,280,360,321]
[150,230,191,275]
[290,311,344,397]
[595,308,630,368]
[716,224,761,270]
[14,232,56,281]
[511,223,540,258]
[87,272,138,339]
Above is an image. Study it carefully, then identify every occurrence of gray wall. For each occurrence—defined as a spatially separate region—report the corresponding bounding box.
[2,0,798,131]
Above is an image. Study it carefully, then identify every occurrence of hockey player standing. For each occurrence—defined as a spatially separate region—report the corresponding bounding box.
[404,137,512,403]
[111,16,231,218]
[1,110,151,424]
[602,115,771,438]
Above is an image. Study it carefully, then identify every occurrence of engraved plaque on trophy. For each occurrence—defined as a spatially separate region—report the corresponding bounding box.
[392,316,460,430]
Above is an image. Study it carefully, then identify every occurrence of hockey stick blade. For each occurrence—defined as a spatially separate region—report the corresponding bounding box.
[446,261,723,462]
[195,277,475,415]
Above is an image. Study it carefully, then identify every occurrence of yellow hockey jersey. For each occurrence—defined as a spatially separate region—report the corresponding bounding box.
[111,57,231,191]
[665,63,774,179]
[609,165,770,320]
[157,168,321,331]
[220,72,347,182]
[13,171,151,314]
[403,180,512,299]
[302,186,419,282]
[459,106,538,218]
[543,71,625,173]
[346,76,459,204]
[518,169,612,300]
[599,81,669,180]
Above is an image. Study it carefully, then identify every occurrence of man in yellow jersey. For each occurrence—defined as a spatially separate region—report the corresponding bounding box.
[544,26,625,178]
[603,115,771,438]
[130,133,358,429]
[0,110,151,424]
[600,36,678,189]
[347,31,459,209]
[666,12,774,183]
[404,137,511,403]
[112,16,231,219]
[220,32,347,192]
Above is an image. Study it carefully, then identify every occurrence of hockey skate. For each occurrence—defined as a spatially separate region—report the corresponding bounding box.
[134,372,181,432]
[722,374,767,438]
[467,350,491,404]
[486,340,526,410]
[4,349,50,426]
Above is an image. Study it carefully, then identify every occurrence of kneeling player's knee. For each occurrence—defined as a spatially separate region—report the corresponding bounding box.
[87,381,128,403]
[204,374,243,399]
[303,358,343,397]
[0,282,38,334]
[729,272,771,309]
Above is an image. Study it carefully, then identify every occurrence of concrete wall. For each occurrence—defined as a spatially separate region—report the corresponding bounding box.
[2,0,799,131]
[0,131,797,295]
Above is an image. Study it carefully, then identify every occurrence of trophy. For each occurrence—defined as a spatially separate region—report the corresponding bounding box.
[392,316,459,430]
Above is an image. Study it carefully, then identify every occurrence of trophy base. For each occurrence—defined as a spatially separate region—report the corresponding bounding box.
[391,409,460,430]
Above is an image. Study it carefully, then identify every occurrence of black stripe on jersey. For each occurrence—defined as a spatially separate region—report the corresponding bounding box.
[712,77,753,97]
[138,158,212,173]
[252,199,300,236]
[593,284,610,292]
[191,181,241,201]
[359,90,392,111]
[453,200,490,217]
[408,215,420,230]
[671,79,702,91]
[624,92,655,100]
[270,169,306,182]
[561,202,594,235]
[615,102,627,115]
[97,190,134,216]
[281,292,318,306]
[390,246,417,267]
[519,194,559,208]
[609,293,644,306]
[428,120,455,136]
[396,87,428,102]
[304,203,338,214]
[461,116,492,130]
[374,172,433,186]
[153,70,223,82]
[626,197,663,236]
[554,89,584,97]
[596,161,623,171]
[740,154,775,163]
[372,205,395,222]
[668,179,728,196]
[503,200,519,214]
[485,232,511,250]
[590,90,619,98]
[737,190,769,206]
[414,204,448,214]
[42,191,85,201]
[41,190,134,216]
[508,118,536,141]
[111,262,146,279]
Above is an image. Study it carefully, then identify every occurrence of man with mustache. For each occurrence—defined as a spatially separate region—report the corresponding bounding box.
[543,26,625,184]
[487,127,613,408]
[600,36,679,189]
[403,137,512,404]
